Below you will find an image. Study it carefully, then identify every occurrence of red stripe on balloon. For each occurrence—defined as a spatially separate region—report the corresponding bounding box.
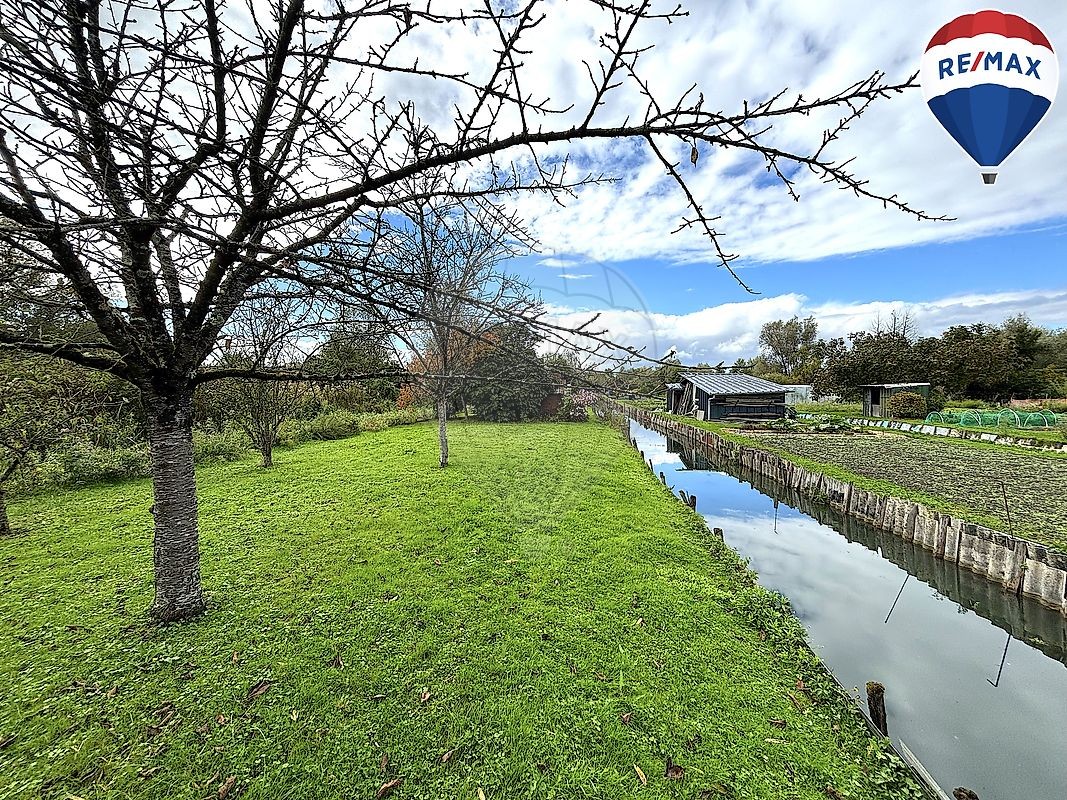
[971,51,984,71]
[925,10,1053,51]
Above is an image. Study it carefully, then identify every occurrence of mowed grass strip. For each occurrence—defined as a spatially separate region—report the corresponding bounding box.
[1,421,919,800]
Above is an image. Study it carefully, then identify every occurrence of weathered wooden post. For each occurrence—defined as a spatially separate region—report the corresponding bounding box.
[659,471,666,484]
[866,681,888,736]
[712,527,724,541]
[688,494,697,511]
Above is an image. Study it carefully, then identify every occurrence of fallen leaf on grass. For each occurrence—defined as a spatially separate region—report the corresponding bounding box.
[440,749,455,764]
[0,734,14,749]
[769,719,787,729]
[665,758,685,780]
[216,714,227,725]
[633,764,647,786]
[246,679,272,703]
[764,737,789,744]
[418,688,432,704]
[376,778,402,799]
[290,709,299,722]
[620,711,633,726]
[217,775,236,799]
[231,651,240,665]
[477,788,486,800]
[370,694,387,703]
[329,654,345,669]
[380,753,389,774]
[634,617,644,627]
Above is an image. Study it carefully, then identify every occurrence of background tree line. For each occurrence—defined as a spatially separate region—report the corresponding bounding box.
[739,313,1067,403]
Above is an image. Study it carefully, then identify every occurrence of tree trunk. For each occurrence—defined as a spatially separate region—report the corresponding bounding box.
[259,432,274,468]
[0,484,10,536]
[437,396,449,468]
[146,392,206,621]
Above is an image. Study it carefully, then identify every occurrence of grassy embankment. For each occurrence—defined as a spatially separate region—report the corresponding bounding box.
[0,421,922,799]
[664,413,1067,551]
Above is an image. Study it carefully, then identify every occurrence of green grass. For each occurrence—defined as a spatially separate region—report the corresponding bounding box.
[0,421,921,800]
[794,403,862,416]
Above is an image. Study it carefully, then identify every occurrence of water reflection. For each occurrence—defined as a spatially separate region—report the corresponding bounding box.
[632,421,1067,800]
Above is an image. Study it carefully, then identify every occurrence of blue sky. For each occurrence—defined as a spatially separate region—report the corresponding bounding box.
[489,1,1067,363]
[520,221,1067,317]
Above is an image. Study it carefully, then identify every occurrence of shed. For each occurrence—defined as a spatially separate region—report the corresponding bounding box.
[667,372,789,421]
[860,383,931,418]
[781,384,813,406]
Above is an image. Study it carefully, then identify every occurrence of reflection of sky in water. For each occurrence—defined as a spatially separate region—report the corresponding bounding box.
[631,422,1067,800]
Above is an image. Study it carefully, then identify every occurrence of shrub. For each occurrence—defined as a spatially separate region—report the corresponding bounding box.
[557,390,599,421]
[357,413,389,432]
[885,391,927,420]
[193,429,250,463]
[277,418,315,447]
[396,385,416,409]
[308,410,361,440]
[38,442,150,487]
[927,387,947,413]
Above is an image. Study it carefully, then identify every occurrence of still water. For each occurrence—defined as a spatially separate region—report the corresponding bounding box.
[630,420,1067,800]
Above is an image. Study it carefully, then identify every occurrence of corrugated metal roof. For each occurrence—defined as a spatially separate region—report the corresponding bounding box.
[679,372,788,396]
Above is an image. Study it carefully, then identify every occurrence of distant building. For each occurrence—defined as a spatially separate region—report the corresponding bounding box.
[859,383,931,418]
[666,373,789,421]
[781,384,813,405]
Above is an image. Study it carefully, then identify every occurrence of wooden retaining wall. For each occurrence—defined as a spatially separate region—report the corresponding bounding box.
[621,405,1067,618]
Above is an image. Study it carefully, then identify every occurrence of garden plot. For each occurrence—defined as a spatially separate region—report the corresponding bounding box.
[750,431,1067,551]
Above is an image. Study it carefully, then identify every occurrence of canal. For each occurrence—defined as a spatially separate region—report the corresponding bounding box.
[630,420,1066,800]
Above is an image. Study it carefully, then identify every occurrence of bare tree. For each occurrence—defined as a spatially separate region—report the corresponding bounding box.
[368,191,535,467]
[0,356,97,534]
[0,0,943,620]
[203,291,320,468]
[871,309,917,340]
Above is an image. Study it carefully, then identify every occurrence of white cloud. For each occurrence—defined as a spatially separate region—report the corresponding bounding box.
[495,0,1067,267]
[545,287,1067,364]
[557,272,594,280]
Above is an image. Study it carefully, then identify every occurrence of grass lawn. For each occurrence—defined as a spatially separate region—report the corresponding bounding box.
[0,421,920,800]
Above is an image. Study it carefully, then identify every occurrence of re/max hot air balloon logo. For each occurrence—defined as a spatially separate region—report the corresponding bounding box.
[920,9,1058,184]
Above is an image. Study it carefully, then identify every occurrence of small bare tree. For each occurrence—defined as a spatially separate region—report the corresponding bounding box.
[203,291,320,467]
[0,357,97,534]
[0,0,943,620]
[369,192,535,467]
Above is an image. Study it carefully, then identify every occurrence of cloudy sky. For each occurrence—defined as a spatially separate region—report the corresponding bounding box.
[486,1,1067,362]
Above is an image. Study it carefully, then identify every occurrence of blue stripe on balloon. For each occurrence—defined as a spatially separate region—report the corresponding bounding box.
[927,84,1051,167]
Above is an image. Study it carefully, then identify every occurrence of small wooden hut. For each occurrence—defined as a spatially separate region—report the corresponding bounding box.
[666,373,788,421]
[859,383,931,418]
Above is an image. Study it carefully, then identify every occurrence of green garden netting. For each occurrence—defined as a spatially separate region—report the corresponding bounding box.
[924,409,1066,429]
